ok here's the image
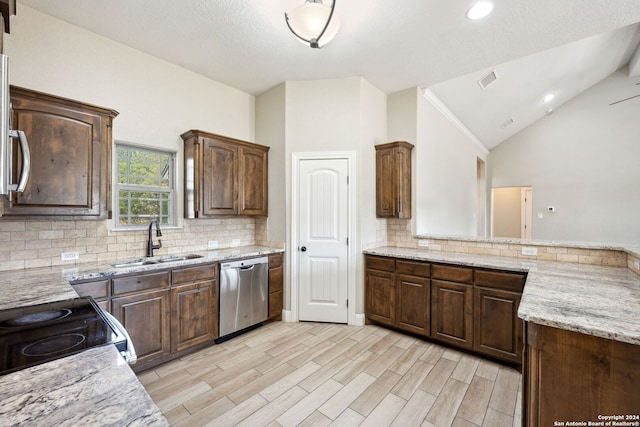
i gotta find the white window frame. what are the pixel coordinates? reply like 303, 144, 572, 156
113, 141, 177, 230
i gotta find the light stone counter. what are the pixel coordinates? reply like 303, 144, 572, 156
364, 246, 640, 345
0, 345, 170, 426
0, 245, 284, 425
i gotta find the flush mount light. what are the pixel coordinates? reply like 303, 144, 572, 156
543, 93, 556, 103
285, 0, 340, 49
466, 1, 494, 20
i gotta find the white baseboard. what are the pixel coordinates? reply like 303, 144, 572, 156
352, 313, 365, 326
282, 310, 294, 322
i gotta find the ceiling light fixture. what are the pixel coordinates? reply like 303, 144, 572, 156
543, 93, 556, 103
466, 1, 494, 20
285, 0, 340, 49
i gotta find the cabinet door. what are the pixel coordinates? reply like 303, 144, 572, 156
431, 279, 473, 349
396, 274, 430, 336
171, 280, 217, 352
202, 138, 238, 215
112, 289, 171, 369
474, 286, 522, 363
239, 145, 268, 216
3, 87, 116, 219
394, 144, 412, 219
268, 254, 284, 320
366, 269, 395, 326
375, 146, 396, 217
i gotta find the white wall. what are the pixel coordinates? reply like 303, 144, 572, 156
5, 6, 255, 218
256, 84, 286, 244
488, 68, 640, 244
388, 88, 488, 237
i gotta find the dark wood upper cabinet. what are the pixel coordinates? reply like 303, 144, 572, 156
1, 86, 117, 220
181, 130, 268, 218
375, 141, 413, 219
0, 0, 16, 34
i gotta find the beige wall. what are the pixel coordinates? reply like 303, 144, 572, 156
492, 187, 522, 238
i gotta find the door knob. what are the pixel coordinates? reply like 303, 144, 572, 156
300, 246, 307, 252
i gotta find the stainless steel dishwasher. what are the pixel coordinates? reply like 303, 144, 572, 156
218, 256, 269, 340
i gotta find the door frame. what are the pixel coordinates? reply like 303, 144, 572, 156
291, 151, 357, 325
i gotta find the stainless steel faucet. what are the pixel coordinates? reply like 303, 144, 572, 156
147, 219, 162, 257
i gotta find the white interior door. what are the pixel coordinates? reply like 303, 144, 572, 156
298, 158, 349, 323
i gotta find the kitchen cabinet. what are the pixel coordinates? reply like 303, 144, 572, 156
171, 264, 218, 352
431, 264, 474, 349
1, 86, 117, 220
268, 253, 284, 320
473, 269, 524, 364
524, 323, 640, 426
112, 271, 172, 370
365, 256, 396, 327
71, 278, 111, 312
181, 130, 269, 218
364, 254, 527, 365
375, 141, 413, 219
396, 260, 430, 336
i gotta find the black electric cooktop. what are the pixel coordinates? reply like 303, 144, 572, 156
0, 297, 125, 376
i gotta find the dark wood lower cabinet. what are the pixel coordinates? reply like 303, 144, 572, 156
112, 288, 171, 369
366, 269, 395, 327
268, 254, 284, 320
431, 279, 473, 349
474, 286, 522, 363
171, 281, 217, 353
524, 323, 640, 426
364, 254, 527, 365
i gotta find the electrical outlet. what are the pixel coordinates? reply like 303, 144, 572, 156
418, 240, 429, 248
231, 239, 241, 246
207, 240, 219, 249
61, 251, 79, 261
521, 247, 538, 256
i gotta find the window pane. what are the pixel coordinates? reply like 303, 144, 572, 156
118, 190, 171, 225
117, 146, 171, 188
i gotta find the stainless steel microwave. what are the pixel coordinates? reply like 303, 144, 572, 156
0, 53, 29, 197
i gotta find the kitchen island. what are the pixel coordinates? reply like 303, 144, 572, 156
0, 245, 284, 426
364, 246, 640, 426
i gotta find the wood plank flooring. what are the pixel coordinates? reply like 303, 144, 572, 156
138, 321, 522, 427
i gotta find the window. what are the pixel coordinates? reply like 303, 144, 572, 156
114, 143, 176, 227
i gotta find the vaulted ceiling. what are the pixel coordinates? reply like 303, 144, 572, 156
18, 0, 640, 149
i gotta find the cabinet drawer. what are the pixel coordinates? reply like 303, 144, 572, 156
269, 253, 283, 268
172, 264, 216, 285
475, 269, 526, 293
113, 271, 171, 295
72, 279, 109, 299
432, 264, 473, 284
366, 255, 395, 272
396, 260, 430, 277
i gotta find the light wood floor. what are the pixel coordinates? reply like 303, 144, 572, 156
138, 321, 522, 427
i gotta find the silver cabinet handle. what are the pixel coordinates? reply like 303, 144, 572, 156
9, 129, 30, 193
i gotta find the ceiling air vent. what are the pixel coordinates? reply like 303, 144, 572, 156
501, 118, 514, 129
478, 70, 497, 89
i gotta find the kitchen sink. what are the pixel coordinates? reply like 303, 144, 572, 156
157, 254, 203, 263
111, 254, 203, 268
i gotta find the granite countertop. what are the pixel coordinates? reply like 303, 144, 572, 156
364, 246, 640, 346
0, 245, 284, 425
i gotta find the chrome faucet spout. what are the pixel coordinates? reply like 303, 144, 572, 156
147, 220, 162, 257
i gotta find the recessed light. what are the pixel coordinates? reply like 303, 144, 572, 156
466, 1, 494, 20
543, 93, 556, 103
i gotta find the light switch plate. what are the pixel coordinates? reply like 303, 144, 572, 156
418, 240, 429, 247
521, 247, 538, 256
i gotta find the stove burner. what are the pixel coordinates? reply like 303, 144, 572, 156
0, 309, 72, 327
21, 333, 87, 357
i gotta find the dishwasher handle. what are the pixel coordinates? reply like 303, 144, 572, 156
239, 265, 255, 271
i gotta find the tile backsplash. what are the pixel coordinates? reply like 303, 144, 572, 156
375, 218, 632, 269
0, 218, 269, 272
